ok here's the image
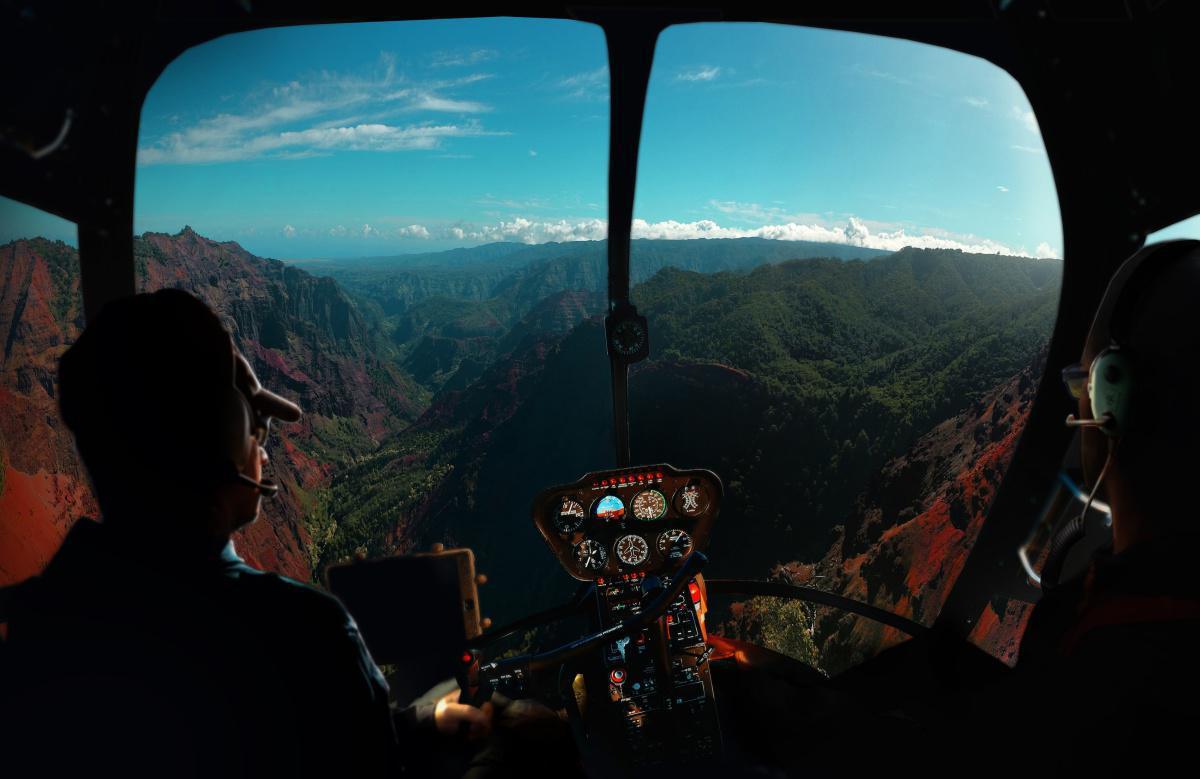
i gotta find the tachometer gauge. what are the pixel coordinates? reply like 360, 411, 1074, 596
615, 534, 650, 567
555, 497, 586, 534
656, 529, 693, 561
573, 539, 608, 571
631, 489, 667, 521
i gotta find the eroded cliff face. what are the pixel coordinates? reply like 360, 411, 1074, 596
0, 239, 96, 584
796, 350, 1046, 673
1, 230, 422, 585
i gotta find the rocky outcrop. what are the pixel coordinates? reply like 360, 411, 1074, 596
0, 239, 97, 585
793, 349, 1047, 674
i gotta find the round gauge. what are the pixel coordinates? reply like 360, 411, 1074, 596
674, 480, 709, 516
594, 494, 626, 522
610, 319, 647, 357
614, 534, 650, 567
573, 539, 608, 571
554, 497, 586, 534
631, 489, 667, 521
656, 529, 694, 561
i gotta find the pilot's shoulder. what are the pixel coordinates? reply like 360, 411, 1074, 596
233, 566, 356, 631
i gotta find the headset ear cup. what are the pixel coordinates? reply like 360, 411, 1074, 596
1088, 348, 1134, 437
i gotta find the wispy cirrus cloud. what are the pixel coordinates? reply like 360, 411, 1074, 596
708, 199, 823, 225
676, 66, 721, 82
430, 48, 499, 68
557, 66, 609, 101
139, 122, 506, 165
851, 63, 913, 87
963, 96, 990, 109
138, 54, 502, 165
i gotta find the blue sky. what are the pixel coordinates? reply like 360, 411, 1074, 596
2, 18, 1066, 259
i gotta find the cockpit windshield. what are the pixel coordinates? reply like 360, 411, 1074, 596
3, 16, 1061, 682
631, 23, 1062, 672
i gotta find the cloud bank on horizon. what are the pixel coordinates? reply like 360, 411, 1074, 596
271, 214, 1059, 259
117, 19, 1066, 261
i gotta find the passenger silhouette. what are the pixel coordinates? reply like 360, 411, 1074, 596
1013, 240, 1200, 774
0, 289, 488, 778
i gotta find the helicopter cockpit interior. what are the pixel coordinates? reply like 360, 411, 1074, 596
4, 2, 1200, 777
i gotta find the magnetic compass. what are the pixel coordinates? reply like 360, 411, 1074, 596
605, 305, 650, 363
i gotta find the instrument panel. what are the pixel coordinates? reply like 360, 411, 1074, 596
532, 464, 722, 581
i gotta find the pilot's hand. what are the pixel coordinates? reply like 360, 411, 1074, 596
434, 689, 494, 740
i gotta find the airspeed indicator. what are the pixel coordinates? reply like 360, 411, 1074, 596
555, 497, 586, 533
631, 489, 667, 521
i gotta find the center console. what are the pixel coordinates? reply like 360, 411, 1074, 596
531, 464, 723, 770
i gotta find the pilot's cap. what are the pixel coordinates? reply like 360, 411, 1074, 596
59, 288, 303, 509
234, 350, 302, 424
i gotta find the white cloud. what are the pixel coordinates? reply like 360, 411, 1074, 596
1011, 144, 1045, 155
708, 199, 823, 225
996, 185, 1009, 193
1012, 105, 1040, 134
137, 55, 501, 165
1035, 242, 1060, 259
851, 64, 913, 87
282, 224, 296, 238
558, 66, 609, 101
396, 224, 431, 239
445, 217, 608, 244
284, 211, 1061, 259
431, 49, 498, 68
410, 94, 490, 113
628, 216, 1054, 257
138, 121, 507, 165
964, 96, 990, 109
402, 213, 1058, 258
676, 66, 721, 83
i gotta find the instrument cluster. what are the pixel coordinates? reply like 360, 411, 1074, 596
532, 464, 722, 580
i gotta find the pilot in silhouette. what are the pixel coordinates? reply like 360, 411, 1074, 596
1013, 240, 1200, 774
0, 289, 489, 777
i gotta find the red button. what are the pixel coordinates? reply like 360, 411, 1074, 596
656, 472, 664, 479
461, 652, 473, 664
688, 582, 702, 604
618, 476, 626, 484
610, 669, 626, 684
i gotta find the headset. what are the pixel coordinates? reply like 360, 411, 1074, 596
1033, 240, 1200, 588
224, 383, 281, 498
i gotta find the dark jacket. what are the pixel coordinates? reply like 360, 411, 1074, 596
0, 518, 405, 778
1011, 537, 1200, 776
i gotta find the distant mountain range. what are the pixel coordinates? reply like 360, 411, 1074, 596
0, 228, 1057, 669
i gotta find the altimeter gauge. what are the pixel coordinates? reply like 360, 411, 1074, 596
574, 539, 608, 571
656, 529, 694, 561
555, 497, 586, 534
631, 489, 667, 521
615, 534, 650, 567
